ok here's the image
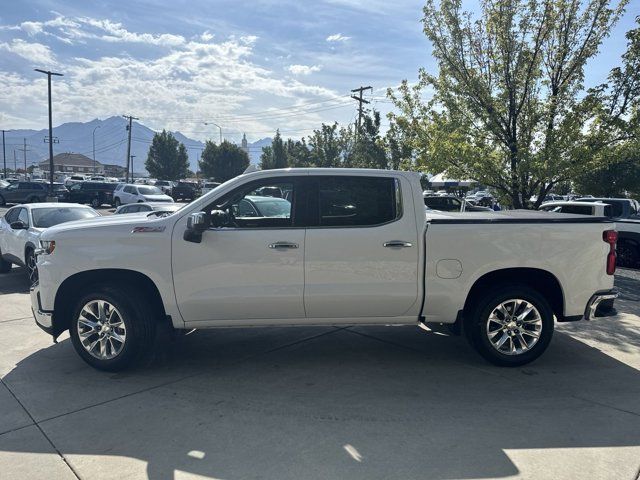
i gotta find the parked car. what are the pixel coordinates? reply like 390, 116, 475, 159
424, 195, 492, 212
112, 184, 174, 206
114, 202, 184, 215
67, 182, 118, 207
538, 201, 611, 216
154, 180, 175, 195
201, 181, 221, 195
31, 168, 617, 371
234, 195, 291, 218
0, 182, 68, 205
576, 197, 639, 219
0, 203, 99, 283
172, 181, 200, 201
0, 179, 9, 189
64, 175, 89, 187
539, 200, 640, 268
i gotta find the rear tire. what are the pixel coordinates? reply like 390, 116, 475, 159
69, 285, 157, 371
90, 197, 100, 208
465, 285, 554, 367
0, 250, 11, 273
617, 240, 639, 269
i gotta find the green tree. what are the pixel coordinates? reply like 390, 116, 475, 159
286, 138, 312, 167
347, 111, 388, 169
260, 130, 288, 169
389, 0, 628, 208
308, 123, 342, 167
199, 140, 250, 182
145, 130, 189, 180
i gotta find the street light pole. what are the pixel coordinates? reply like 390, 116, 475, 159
2, 130, 6, 180
35, 69, 63, 196
204, 122, 223, 144
92, 125, 101, 175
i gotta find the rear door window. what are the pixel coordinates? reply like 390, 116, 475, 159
313, 176, 400, 227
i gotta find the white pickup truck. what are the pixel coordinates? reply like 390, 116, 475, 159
30, 168, 619, 371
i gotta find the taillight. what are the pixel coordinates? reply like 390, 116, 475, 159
603, 230, 617, 275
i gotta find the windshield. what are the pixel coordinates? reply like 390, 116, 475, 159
254, 199, 291, 217
53, 184, 67, 191
31, 207, 98, 228
137, 186, 163, 195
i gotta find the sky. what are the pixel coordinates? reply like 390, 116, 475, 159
0, 0, 637, 145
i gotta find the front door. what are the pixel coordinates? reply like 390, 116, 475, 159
303, 174, 420, 319
172, 177, 306, 323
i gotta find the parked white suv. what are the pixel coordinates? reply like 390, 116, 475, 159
0, 203, 98, 282
113, 184, 174, 206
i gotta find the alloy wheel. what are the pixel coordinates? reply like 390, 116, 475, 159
486, 299, 542, 355
77, 300, 127, 360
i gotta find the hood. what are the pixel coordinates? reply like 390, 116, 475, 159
41, 213, 161, 239
142, 194, 173, 202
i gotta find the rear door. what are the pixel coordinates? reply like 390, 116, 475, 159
303, 174, 420, 319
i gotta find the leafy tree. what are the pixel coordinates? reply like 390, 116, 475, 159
347, 111, 388, 169
260, 130, 288, 169
308, 123, 342, 167
286, 138, 312, 167
199, 140, 249, 182
389, 0, 628, 208
145, 130, 189, 180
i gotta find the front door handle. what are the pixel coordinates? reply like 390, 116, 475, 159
268, 241, 299, 249
383, 241, 413, 248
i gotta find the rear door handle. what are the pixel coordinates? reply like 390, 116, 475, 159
268, 242, 299, 249
383, 241, 413, 248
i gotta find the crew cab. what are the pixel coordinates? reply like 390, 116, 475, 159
31, 169, 618, 371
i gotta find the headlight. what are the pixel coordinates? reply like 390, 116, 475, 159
39, 240, 56, 255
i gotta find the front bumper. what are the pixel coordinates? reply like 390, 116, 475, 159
30, 282, 54, 335
584, 289, 618, 321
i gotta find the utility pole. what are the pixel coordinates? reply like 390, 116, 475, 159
350, 85, 372, 140
92, 125, 101, 175
123, 115, 138, 183
35, 69, 63, 197
130, 155, 136, 181
13, 150, 17, 173
2, 130, 6, 179
16, 138, 31, 179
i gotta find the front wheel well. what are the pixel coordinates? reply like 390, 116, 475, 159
52, 269, 167, 337
463, 268, 565, 322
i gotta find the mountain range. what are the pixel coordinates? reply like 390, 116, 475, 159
1, 116, 271, 174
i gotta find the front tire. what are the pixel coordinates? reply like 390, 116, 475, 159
91, 197, 100, 208
465, 285, 554, 367
617, 240, 639, 269
114, 197, 121, 207
69, 285, 156, 371
25, 249, 37, 285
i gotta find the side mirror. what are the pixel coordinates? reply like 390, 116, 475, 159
184, 212, 210, 243
10, 221, 28, 230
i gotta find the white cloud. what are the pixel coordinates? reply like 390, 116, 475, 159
200, 31, 214, 42
0, 39, 56, 65
20, 21, 43, 36
326, 33, 351, 42
287, 64, 322, 75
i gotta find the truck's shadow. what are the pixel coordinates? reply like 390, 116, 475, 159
1, 273, 638, 479
1, 320, 639, 480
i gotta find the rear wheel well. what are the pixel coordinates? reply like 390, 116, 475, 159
53, 269, 167, 337
463, 268, 565, 322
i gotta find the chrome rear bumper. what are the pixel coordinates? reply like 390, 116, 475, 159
584, 289, 618, 321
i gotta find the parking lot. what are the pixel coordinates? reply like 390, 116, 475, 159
0, 233, 639, 480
